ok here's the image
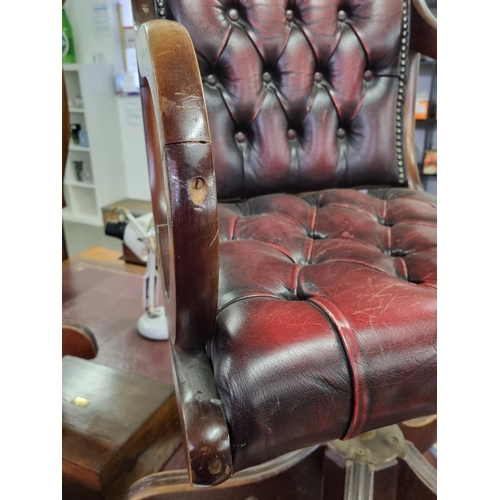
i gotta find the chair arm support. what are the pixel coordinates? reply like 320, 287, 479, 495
171, 345, 233, 486
410, 0, 437, 60
136, 21, 219, 347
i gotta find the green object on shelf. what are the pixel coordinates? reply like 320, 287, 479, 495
62, 8, 76, 63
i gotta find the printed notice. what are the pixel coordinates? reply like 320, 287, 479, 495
126, 102, 143, 126
92, 3, 111, 39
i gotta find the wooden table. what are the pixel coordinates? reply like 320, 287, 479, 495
63, 248, 188, 493
63, 247, 173, 384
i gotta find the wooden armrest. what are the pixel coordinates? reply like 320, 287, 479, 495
410, 0, 437, 60
171, 346, 233, 486
136, 21, 219, 347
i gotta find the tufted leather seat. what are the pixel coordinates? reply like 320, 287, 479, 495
133, 0, 437, 486
211, 187, 436, 470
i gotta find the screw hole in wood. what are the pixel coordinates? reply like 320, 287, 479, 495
190, 177, 208, 205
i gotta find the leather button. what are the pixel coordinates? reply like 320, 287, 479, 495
337, 128, 346, 139
235, 132, 246, 143
287, 129, 297, 140
263, 72, 272, 83
314, 72, 323, 83
363, 70, 373, 82
337, 10, 347, 22
207, 74, 217, 86
286, 9, 294, 21
228, 8, 239, 21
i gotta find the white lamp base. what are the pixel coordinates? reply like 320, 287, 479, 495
137, 307, 169, 341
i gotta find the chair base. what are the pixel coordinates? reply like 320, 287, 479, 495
126, 423, 436, 500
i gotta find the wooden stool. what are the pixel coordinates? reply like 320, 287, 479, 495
62, 356, 181, 500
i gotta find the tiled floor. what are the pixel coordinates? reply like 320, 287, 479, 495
63, 221, 122, 256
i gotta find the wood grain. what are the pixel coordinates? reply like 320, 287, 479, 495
62, 356, 180, 498
410, 0, 437, 60
136, 21, 219, 347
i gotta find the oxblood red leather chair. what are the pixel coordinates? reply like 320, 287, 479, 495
129, 0, 437, 496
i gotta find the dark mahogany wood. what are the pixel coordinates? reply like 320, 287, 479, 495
131, 0, 156, 31
62, 321, 99, 359
136, 20, 219, 348
404, 50, 425, 191
125, 437, 436, 500
129, 1, 438, 493
400, 416, 437, 454
63, 70, 70, 259
63, 356, 181, 500
63, 71, 70, 208
171, 346, 232, 486
410, 0, 437, 60
405, 0, 437, 190
126, 447, 324, 500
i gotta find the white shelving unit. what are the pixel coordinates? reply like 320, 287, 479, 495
63, 63, 127, 226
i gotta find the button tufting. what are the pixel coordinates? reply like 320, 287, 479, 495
228, 8, 239, 21
207, 74, 217, 86
337, 128, 346, 139
235, 132, 246, 143
337, 10, 347, 22
363, 70, 373, 82
263, 72, 272, 84
287, 129, 297, 140
314, 72, 323, 83
286, 9, 294, 21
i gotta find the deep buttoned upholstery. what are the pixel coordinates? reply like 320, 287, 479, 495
211, 187, 436, 470
154, 0, 436, 475
163, 0, 410, 200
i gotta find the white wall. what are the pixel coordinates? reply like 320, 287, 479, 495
117, 96, 151, 201
65, 0, 151, 202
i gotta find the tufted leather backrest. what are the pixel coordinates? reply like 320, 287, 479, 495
160, 0, 410, 201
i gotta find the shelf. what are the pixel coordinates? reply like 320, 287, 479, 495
69, 144, 90, 152
62, 208, 102, 226
69, 107, 85, 113
65, 180, 95, 189
63, 63, 81, 72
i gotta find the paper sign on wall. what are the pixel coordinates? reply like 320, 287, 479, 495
126, 102, 143, 126
92, 3, 111, 39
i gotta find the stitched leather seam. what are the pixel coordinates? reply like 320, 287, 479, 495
307, 297, 365, 440
217, 294, 282, 316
